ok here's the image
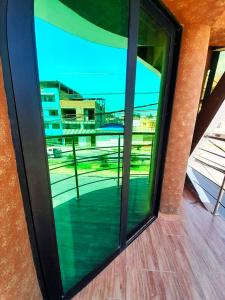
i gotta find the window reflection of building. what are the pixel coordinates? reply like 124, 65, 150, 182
132, 116, 156, 132
40, 81, 63, 136
41, 81, 106, 147
41, 81, 157, 148
60, 98, 105, 131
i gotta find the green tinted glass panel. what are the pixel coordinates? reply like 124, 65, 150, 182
127, 7, 169, 234
212, 51, 225, 92
34, 0, 128, 292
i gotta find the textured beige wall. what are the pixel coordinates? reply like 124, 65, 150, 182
163, 0, 225, 46
0, 61, 42, 300
160, 25, 210, 214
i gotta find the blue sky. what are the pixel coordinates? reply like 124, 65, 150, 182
35, 17, 160, 112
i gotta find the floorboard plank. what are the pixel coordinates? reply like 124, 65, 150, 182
73, 184, 225, 300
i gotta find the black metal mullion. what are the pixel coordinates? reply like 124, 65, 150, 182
120, 0, 140, 248
0, 1, 48, 299
6, 0, 63, 299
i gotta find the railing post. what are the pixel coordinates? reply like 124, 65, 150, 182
117, 135, 121, 187
72, 138, 80, 200
213, 174, 225, 215
148, 135, 154, 183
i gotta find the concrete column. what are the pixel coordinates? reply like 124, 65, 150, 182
0, 61, 42, 299
160, 24, 210, 214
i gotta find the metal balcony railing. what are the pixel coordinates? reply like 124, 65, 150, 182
191, 134, 225, 217
46, 132, 154, 203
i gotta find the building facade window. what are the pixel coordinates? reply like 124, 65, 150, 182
41, 94, 55, 102
62, 124, 80, 130
52, 123, 60, 129
61, 108, 76, 119
84, 108, 95, 121
44, 122, 50, 129
84, 124, 95, 129
49, 109, 59, 116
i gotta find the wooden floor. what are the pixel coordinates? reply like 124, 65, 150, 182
73, 184, 225, 300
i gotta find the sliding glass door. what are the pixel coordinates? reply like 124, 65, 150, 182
127, 2, 170, 235
34, 0, 129, 292
4, 0, 180, 298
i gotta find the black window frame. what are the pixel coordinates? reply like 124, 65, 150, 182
0, 0, 182, 299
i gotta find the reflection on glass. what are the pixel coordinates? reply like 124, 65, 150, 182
34, 0, 128, 292
201, 51, 225, 101
127, 7, 169, 234
211, 51, 225, 92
